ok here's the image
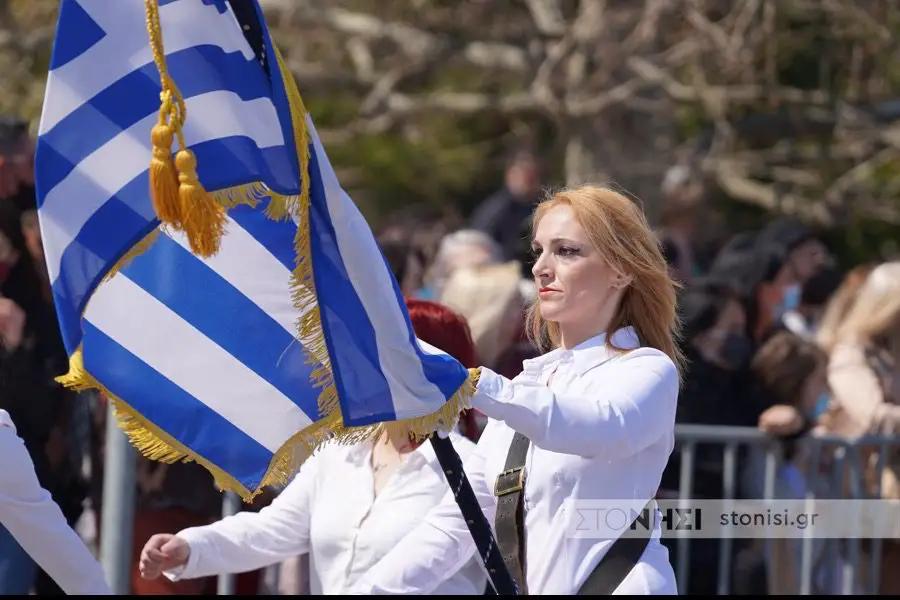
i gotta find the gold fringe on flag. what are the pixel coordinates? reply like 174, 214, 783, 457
270, 43, 474, 448
56, 346, 392, 502
102, 227, 161, 283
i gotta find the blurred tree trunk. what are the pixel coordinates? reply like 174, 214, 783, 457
563, 110, 675, 224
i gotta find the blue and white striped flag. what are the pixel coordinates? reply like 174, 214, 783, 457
35, 0, 473, 501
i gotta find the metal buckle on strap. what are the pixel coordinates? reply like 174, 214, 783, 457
494, 466, 525, 496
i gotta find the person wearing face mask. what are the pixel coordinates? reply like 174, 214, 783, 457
755, 217, 834, 339
657, 281, 756, 595
345, 185, 683, 596
757, 217, 832, 287
746, 242, 803, 345
708, 231, 814, 347
669, 280, 756, 429
778, 265, 844, 341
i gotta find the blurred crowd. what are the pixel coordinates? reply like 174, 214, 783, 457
1, 123, 898, 595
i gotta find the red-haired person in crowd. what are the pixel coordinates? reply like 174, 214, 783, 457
405, 297, 488, 442
138, 300, 487, 595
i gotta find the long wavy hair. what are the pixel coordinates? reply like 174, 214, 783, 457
525, 185, 685, 375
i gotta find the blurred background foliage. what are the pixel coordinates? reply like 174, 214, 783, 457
2, 0, 899, 268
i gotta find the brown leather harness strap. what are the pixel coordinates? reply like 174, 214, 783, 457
491, 432, 654, 595
492, 431, 531, 594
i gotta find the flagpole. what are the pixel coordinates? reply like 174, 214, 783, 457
428, 434, 519, 595
99, 398, 137, 594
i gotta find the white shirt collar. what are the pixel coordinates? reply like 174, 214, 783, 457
521, 326, 640, 378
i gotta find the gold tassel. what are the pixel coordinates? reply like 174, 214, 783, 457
175, 148, 227, 257
145, 2, 186, 231
148, 119, 183, 229
145, 0, 228, 258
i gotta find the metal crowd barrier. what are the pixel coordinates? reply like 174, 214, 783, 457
665, 424, 900, 596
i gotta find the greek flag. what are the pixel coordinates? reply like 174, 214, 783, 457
35, 0, 472, 501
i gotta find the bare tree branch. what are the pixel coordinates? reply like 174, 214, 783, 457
259, 0, 900, 228
261, 1, 530, 72
525, 0, 567, 36
710, 161, 837, 226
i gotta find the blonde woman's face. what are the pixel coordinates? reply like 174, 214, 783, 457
531, 205, 620, 331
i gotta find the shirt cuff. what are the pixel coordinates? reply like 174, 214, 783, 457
472, 367, 514, 416
0, 410, 15, 432
163, 531, 203, 582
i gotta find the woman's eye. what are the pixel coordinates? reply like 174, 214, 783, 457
557, 246, 579, 257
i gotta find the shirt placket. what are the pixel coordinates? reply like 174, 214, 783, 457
342, 454, 418, 586
523, 358, 570, 508
341, 453, 377, 585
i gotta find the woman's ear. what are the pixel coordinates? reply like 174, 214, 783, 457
612, 272, 634, 290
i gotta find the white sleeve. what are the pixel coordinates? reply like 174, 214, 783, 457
0, 415, 113, 595
349, 434, 495, 595
166, 448, 321, 581
473, 350, 679, 458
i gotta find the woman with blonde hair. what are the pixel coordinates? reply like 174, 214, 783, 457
438, 261, 524, 372
821, 261, 900, 595
824, 261, 900, 436
350, 184, 683, 595
815, 263, 875, 353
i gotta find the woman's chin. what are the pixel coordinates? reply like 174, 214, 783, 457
538, 304, 564, 322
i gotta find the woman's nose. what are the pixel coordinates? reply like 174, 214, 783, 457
532, 256, 551, 280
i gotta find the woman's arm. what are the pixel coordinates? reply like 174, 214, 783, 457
348, 432, 495, 595
0, 411, 112, 595
473, 348, 679, 458
165, 449, 321, 581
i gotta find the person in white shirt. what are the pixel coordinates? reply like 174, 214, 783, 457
348, 184, 684, 595
0, 409, 112, 595
137, 300, 488, 595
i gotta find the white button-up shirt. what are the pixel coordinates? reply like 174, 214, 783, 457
351, 327, 680, 595
0, 410, 112, 595
167, 430, 486, 595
